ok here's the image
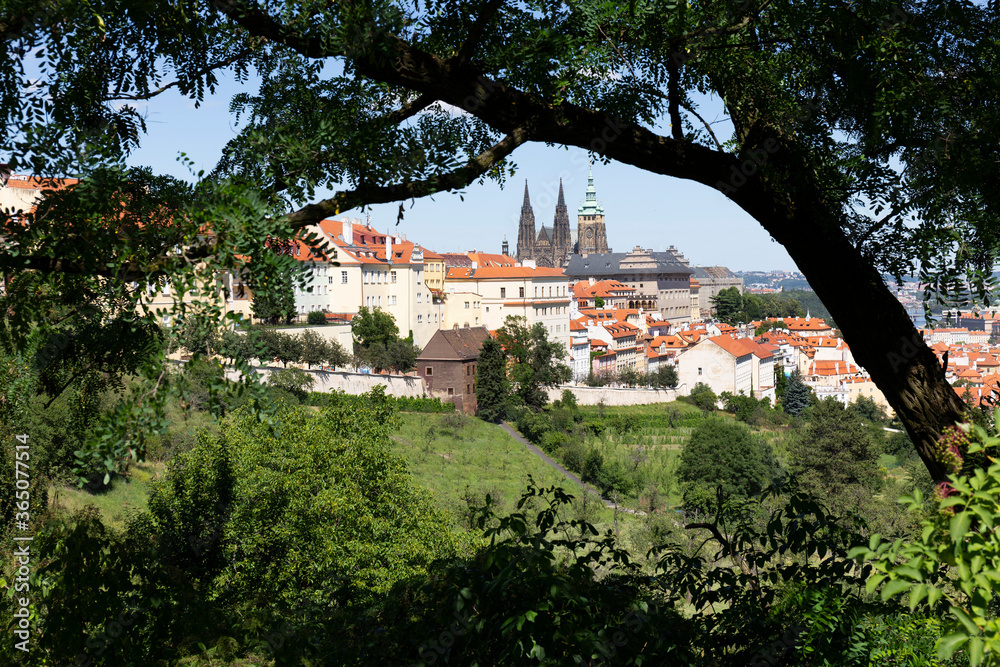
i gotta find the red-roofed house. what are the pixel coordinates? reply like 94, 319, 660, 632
571, 279, 636, 310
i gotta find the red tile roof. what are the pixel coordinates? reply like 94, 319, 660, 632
709, 335, 753, 358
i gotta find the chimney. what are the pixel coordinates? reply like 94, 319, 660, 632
471, 261, 478, 269
386, 234, 392, 264
342, 219, 352, 243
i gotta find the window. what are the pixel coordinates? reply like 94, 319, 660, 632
426, 367, 433, 376
698, 367, 703, 376
464, 301, 470, 309
500, 287, 506, 298
467, 384, 471, 394
328, 276, 333, 284
363, 271, 369, 284
341, 270, 348, 284
434, 313, 438, 323
447, 387, 454, 395
466, 365, 470, 375
391, 296, 397, 305
519, 287, 525, 298
378, 295, 382, 307
486, 307, 489, 313
475, 317, 479, 324
534, 287, 538, 297
549, 286, 552, 297
417, 292, 422, 303
417, 314, 423, 323
417, 271, 422, 285
391, 271, 397, 283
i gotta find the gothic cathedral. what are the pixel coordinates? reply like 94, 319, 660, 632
515, 169, 610, 267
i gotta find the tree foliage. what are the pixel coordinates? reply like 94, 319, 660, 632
494, 315, 571, 411
783, 368, 812, 417
676, 417, 782, 514
712, 287, 805, 325
789, 398, 883, 509
350, 307, 415, 372
475, 336, 510, 423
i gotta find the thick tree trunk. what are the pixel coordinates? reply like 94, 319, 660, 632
722, 134, 967, 484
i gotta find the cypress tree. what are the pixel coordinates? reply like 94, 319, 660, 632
475, 338, 510, 422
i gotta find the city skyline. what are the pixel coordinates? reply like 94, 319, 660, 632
120, 73, 799, 272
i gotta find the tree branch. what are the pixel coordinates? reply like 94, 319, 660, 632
102, 49, 255, 102
286, 128, 529, 227
682, 100, 723, 151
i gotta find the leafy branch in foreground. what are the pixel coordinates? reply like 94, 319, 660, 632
851, 416, 1000, 666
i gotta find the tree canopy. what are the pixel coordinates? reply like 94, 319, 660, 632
2, 0, 997, 480
494, 315, 571, 410
676, 417, 782, 514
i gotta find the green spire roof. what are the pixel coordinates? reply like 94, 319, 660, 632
577, 166, 604, 216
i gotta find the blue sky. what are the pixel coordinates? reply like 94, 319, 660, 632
124, 72, 799, 272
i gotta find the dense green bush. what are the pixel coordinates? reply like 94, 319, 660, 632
516, 410, 554, 444
687, 382, 718, 412
306, 310, 328, 325
677, 418, 782, 514
266, 367, 316, 402
540, 430, 570, 453
395, 395, 457, 412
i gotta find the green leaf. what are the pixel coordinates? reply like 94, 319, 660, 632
937, 633, 968, 660
951, 511, 972, 544
880, 578, 910, 600
969, 637, 985, 666
908, 583, 927, 610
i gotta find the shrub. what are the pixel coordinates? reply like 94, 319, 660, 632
550, 407, 573, 431
541, 430, 570, 453
267, 367, 315, 402
516, 410, 554, 444
560, 442, 587, 474
306, 310, 328, 325
689, 382, 717, 412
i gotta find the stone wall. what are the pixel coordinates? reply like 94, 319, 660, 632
546, 385, 681, 406
226, 366, 427, 397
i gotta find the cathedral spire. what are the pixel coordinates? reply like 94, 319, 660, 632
552, 178, 572, 261
516, 180, 536, 261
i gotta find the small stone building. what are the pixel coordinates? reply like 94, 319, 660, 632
416, 326, 492, 414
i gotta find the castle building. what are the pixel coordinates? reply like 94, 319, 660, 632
515, 169, 610, 267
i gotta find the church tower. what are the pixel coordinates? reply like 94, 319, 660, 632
577, 167, 609, 254
552, 179, 572, 264
516, 180, 535, 262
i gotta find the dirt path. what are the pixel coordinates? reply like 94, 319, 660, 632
498, 422, 644, 515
